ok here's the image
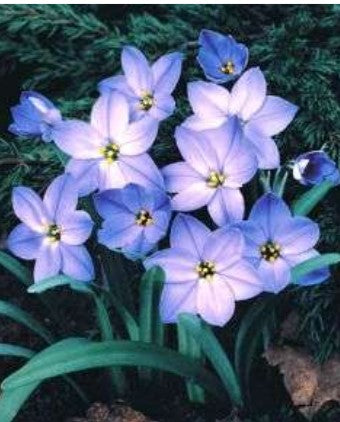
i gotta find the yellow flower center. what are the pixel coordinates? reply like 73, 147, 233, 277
220, 60, 235, 75
139, 93, 154, 111
260, 241, 281, 262
100, 143, 120, 163
46, 224, 61, 243
135, 209, 153, 227
206, 171, 226, 188
196, 261, 215, 280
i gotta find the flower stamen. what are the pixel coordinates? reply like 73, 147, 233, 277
220, 60, 235, 75
206, 171, 226, 188
139, 93, 154, 111
46, 224, 61, 243
196, 261, 215, 280
100, 143, 120, 163
135, 209, 153, 227
260, 241, 281, 262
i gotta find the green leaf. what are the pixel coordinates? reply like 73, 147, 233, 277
292, 180, 334, 216
178, 313, 242, 408
2, 340, 224, 401
0, 300, 54, 344
0, 343, 35, 359
28, 274, 91, 294
0, 338, 89, 422
0, 251, 31, 286
291, 253, 340, 284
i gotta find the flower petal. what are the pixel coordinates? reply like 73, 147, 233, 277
43, 174, 78, 222
152, 52, 183, 95
148, 94, 175, 121
90, 91, 129, 140
229, 67, 266, 121
119, 116, 158, 155
207, 188, 245, 226
52, 120, 104, 159
123, 231, 155, 259
34, 243, 61, 282
66, 159, 100, 197
98, 75, 136, 99
232, 221, 266, 259
144, 248, 198, 283
118, 153, 165, 191
163, 162, 202, 193
187, 81, 230, 118
170, 213, 211, 258
220, 260, 263, 300
160, 281, 198, 323
12, 187, 49, 231
60, 244, 94, 282
258, 257, 291, 293
59, 211, 93, 245
98, 215, 139, 250
197, 276, 235, 326
122, 46, 153, 96
243, 125, 280, 169
197, 49, 226, 83
183, 114, 226, 131
171, 181, 214, 212
7, 223, 43, 260
94, 189, 131, 219
248, 96, 298, 137
278, 216, 320, 255
97, 160, 127, 191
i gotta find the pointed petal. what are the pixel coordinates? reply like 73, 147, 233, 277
171, 181, 214, 212
163, 162, 202, 193
60, 244, 94, 282
122, 46, 153, 96
248, 96, 298, 136
244, 125, 280, 169
52, 120, 104, 159
278, 216, 320, 255
98, 75, 136, 99
94, 189, 131, 219
187, 81, 230, 118
7, 224, 43, 260
12, 187, 49, 231
152, 52, 183, 95
148, 94, 175, 121
90, 91, 129, 140
170, 214, 210, 258
59, 211, 93, 245
229, 67, 266, 120
232, 221, 265, 259
119, 116, 158, 155
197, 277, 235, 326
34, 244, 61, 282
208, 188, 245, 226
43, 174, 78, 222
258, 257, 291, 293
66, 159, 100, 197
160, 281, 198, 323
98, 215, 140, 250
97, 160, 127, 191
183, 114, 226, 131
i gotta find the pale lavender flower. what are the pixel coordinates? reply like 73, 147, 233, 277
98, 46, 183, 122
144, 214, 263, 326
52, 91, 164, 196
234, 193, 329, 293
9, 91, 62, 142
183, 68, 298, 169
94, 184, 171, 260
7, 174, 94, 283
197, 30, 248, 83
163, 116, 257, 226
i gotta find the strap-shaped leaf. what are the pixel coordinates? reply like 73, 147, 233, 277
2, 340, 224, 401
291, 253, 340, 284
292, 180, 334, 216
0, 251, 31, 286
0, 344, 34, 359
178, 313, 243, 407
28, 274, 91, 294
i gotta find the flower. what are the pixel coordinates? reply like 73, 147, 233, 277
52, 91, 164, 196
7, 174, 94, 283
9, 91, 62, 142
163, 116, 257, 226
98, 46, 183, 122
293, 150, 340, 186
183, 68, 298, 169
234, 193, 329, 293
197, 30, 248, 84
144, 214, 262, 326
94, 184, 171, 259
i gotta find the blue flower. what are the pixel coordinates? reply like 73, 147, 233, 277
9, 91, 62, 142
98, 46, 183, 122
144, 214, 262, 326
94, 184, 171, 259
234, 193, 329, 293
197, 30, 248, 83
163, 116, 257, 226
7, 174, 94, 283
293, 150, 340, 186
52, 91, 163, 196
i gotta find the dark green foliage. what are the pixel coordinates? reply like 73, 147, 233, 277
0, 4, 339, 418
